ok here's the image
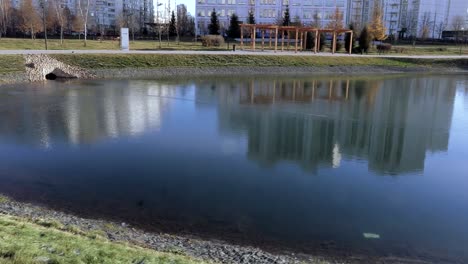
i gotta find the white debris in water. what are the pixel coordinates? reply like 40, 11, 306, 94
363, 233, 380, 239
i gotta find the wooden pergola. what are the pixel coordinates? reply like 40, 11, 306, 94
239, 24, 354, 55
318, 29, 354, 54
240, 24, 279, 52
299, 27, 319, 53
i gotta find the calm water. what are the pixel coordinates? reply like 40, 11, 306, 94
1, 75, 467, 262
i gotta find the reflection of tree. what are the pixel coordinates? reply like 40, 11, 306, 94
215, 76, 456, 175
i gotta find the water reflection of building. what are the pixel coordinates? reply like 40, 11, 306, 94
210, 77, 456, 175
0, 81, 175, 147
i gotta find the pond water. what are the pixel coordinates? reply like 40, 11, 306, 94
0, 75, 467, 263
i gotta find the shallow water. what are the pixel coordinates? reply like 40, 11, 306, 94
1, 75, 467, 262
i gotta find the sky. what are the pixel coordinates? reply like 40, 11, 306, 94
157, 0, 195, 15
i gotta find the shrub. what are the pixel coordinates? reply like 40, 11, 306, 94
359, 26, 371, 54
330, 42, 342, 52
201, 35, 225, 47
376, 43, 392, 54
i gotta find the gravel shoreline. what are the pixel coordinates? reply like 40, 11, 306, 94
0, 196, 447, 264
0, 197, 334, 264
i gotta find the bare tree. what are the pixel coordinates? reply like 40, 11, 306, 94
0, 0, 11, 38
51, 0, 66, 45
419, 12, 432, 40
19, 0, 41, 39
77, 0, 90, 46
326, 7, 343, 30
311, 10, 321, 28
451, 15, 465, 43
435, 21, 446, 39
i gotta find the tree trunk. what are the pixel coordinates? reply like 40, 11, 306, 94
84, 24, 87, 47
60, 26, 63, 45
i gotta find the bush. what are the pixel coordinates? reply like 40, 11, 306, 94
201, 35, 225, 47
359, 26, 371, 54
376, 43, 392, 54
330, 42, 342, 52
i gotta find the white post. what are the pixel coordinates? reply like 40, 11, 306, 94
120, 28, 130, 51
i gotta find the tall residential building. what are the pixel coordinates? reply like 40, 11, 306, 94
195, 0, 348, 35
346, 0, 466, 38
11, 0, 154, 31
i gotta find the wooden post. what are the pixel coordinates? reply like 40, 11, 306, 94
348, 31, 353, 55
287, 30, 290, 50
303, 32, 307, 51
261, 29, 265, 51
252, 26, 256, 51
269, 29, 272, 48
241, 26, 244, 50
275, 28, 278, 53
295, 29, 299, 53
315, 31, 319, 54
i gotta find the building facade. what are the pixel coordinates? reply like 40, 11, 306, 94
196, 0, 468, 38
195, 0, 348, 35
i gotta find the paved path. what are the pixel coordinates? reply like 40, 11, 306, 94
1, 49, 468, 59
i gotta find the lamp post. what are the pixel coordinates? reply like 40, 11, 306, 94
156, 2, 163, 48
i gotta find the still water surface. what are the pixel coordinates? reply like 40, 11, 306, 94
0, 75, 467, 262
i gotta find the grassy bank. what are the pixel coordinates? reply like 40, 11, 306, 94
0, 214, 208, 264
51, 53, 468, 70
0, 38, 225, 51
0, 55, 24, 74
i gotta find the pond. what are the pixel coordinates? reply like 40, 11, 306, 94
0, 75, 467, 263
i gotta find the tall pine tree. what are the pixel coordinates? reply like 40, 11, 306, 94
208, 8, 219, 35
247, 9, 255, 24
228, 13, 240, 38
282, 5, 290, 26
169, 10, 177, 37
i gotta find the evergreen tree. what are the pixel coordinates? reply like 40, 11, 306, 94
228, 13, 240, 39
282, 5, 290, 26
359, 26, 371, 54
169, 10, 177, 37
208, 8, 219, 34
247, 9, 255, 24
345, 24, 355, 53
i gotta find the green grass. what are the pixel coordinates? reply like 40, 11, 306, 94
0, 55, 24, 74
1, 38, 467, 55
50, 53, 468, 70
50, 54, 407, 69
0, 38, 226, 51
0, 195, 9, 203
0, 214, 208, 264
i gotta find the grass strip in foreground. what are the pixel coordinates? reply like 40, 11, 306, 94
0, 214, 208, 264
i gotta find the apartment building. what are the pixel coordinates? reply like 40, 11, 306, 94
195, 0, 348, 35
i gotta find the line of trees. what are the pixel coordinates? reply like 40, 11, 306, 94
0, 0, 196, 42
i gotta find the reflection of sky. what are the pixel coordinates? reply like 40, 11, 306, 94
0, 76, 468, 262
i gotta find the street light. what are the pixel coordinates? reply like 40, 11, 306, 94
156, 2, 163, 48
